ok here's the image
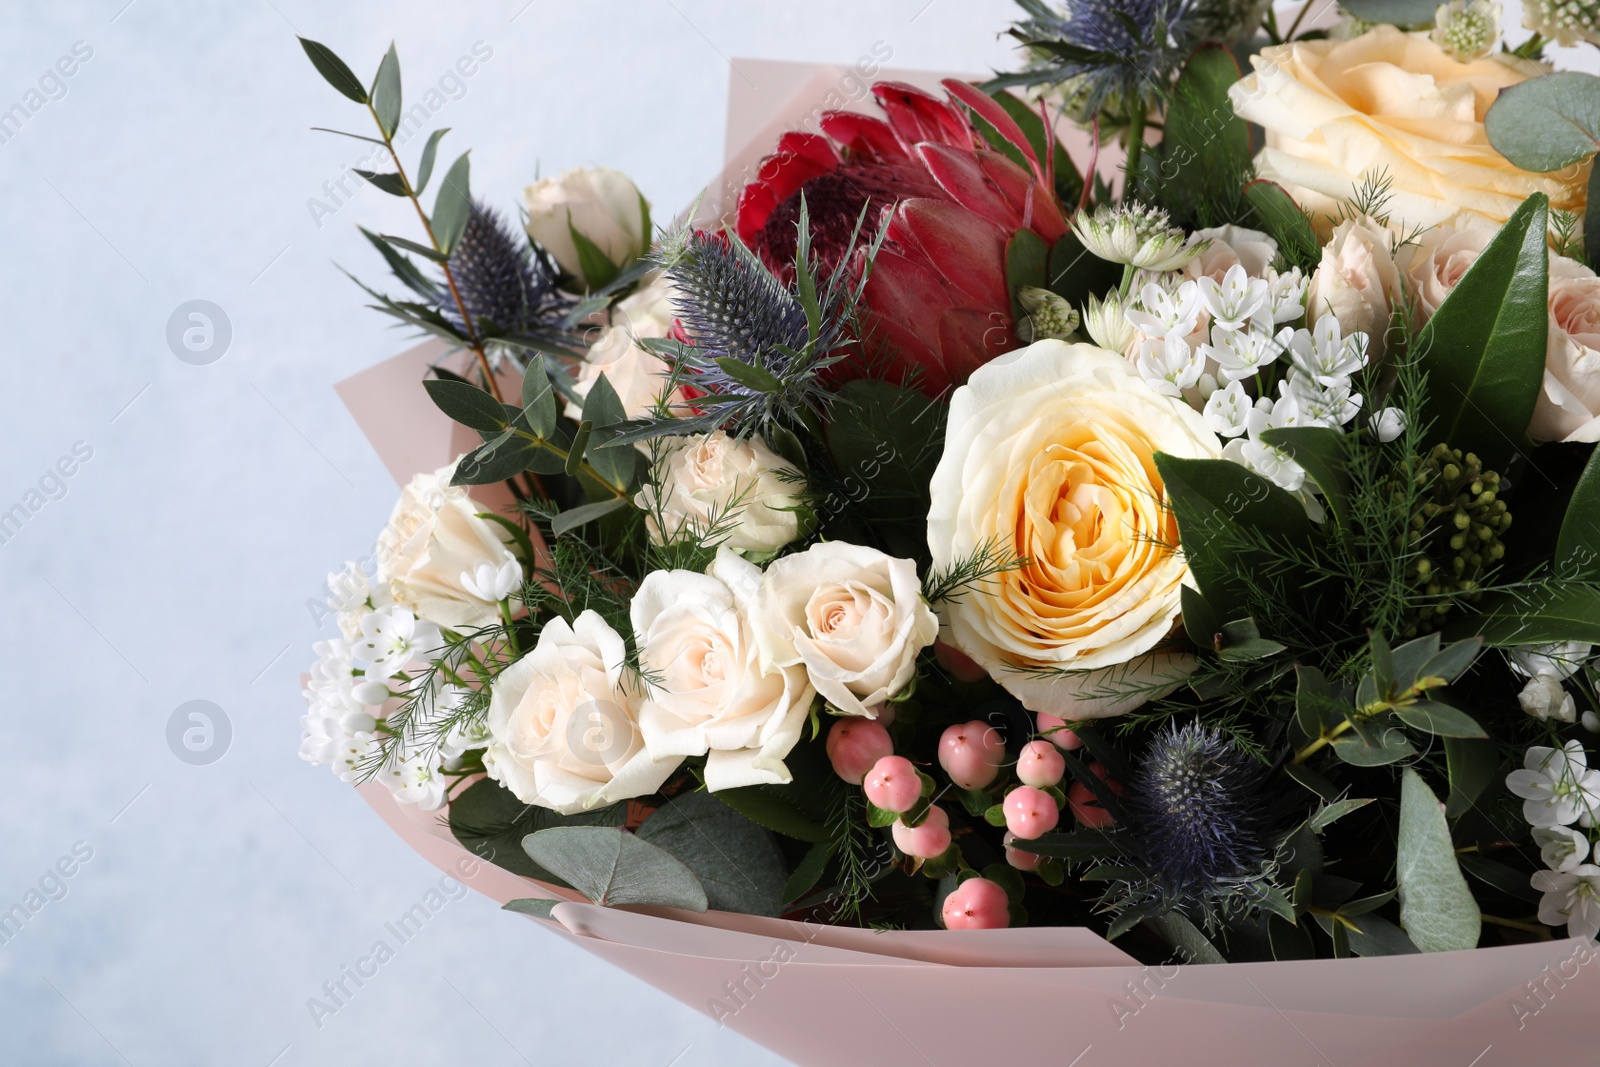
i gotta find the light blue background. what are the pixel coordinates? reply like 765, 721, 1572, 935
4, 2, 1587, 1065
0, 1, 1018, 1065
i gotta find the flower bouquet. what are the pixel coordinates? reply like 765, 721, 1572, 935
299, 1, 1600, 1059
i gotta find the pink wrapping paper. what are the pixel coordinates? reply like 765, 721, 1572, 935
332, 58, 1600, 1065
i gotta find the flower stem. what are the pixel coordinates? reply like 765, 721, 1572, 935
1480, 913, 1551, 937
1124, 107, 1146, 188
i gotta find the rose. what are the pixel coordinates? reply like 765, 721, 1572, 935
1397, 219, 1498, 324
565, 273, 685, 422
376, 462, 522, 630
752, 542, 938, 718
926, 340, 1220, 717
483, 611, 680, 814
1533, 255, 1600, 443
635, 431, 805, 554
1305, 215, 1403, 356
631, 550, 814, 791
1180, 224, 1279, 283
522, 166, 649, 290
1229, 26, 1584, 233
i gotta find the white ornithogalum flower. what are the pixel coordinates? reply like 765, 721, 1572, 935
1534, 825, 1591, 872
380, 746, 449, 809
1373, 406, 1407, 442
1134, 334, 1206, 398
1072, 202, 1208, 271
1509, 642, 1592, 681
1082, 290, 1136, 353
1017, 286, 1080, 341
1206, 322, 1287, 383
350, 608, 444, 679
1265, 266, 1308, 323
1197, 264, 1270, 331
1508, 740, 1600, 828
1521, 0, 1600, 46
1126, 280, 1203, 340
1519, 674, 1579, 723
1203, 379, 1252, 437
1222, 394, 1309, 491
332, 731, 381, 784
1285, 369, 1363, 427
1432, 0, 1502, 59
1289, 315, 1368, 386
459, 558, 521, 604
1532, 864, 1600, 940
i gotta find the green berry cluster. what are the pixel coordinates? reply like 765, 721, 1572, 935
1400, 445, 1512, 637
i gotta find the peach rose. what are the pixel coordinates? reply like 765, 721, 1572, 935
1229, 26, 1585, 233
1533, 255, 1600, 443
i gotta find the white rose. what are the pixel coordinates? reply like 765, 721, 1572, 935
1532, 255, 1600, 443
522, 166, 649, 290
1305, 215, 1402, 358
1181, 224, 1279, 282
1519, 674, 1578, 724
565, 273, 685, 422
635, 431, 804, 555
376, 463, 522, 631
632, 550, 815, 790
752, 542, 938, 719
483, 611, 680, 815
927, 340, 1220, 718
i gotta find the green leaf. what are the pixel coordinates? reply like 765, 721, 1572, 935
1451, 583, 1600, 646
1164, 44, 1247, 171
579, 374, 637, 489
1285, 762, 1340, 801
1242, 179, 1320, 271
1294, 665, 1340, 742
1180, 584, 1220, 651
1218, 637, 1287, 663
298, 37, 368, 103
502, 897, 561, 920
520, 356, 558, 438
1415, 193, 1549, 470
712, 784, 830, 843
569, 224, 620, 291
1258, 426, 1348, 525
1391, 700, 1486, 738
453, 434, 543, 485
1009, 829, 1120, 861
1153, 452, 1313, 605
353, 169, 407, 197
447, 777, 624, 882
371, 43, 402, 138
523, 826, 708, 911
1485, 72, 1600, 172
713, 356, 784, 394
1415, 636, 1483, 688
379, 233, 449, 263
359, 227, 437, 299
424, 378, 507, 433
1332, 718, 1417, 767
1141, 911, 1227, 964
1458, 853, 1542, 904
988, 88, 1083, 208
431, 152, 473, 254
1336, 0, 1443, 22
1444, 736, 1501, 819
635, 791, 788, 916
1311, 797, 1373, 832
1045, 231, 1121, 306
1396, 769, 1482, 952
866, 802, 899, 828
550, 497, 630, 536
1556, 446, 1600, 581
783, 841, 836, 904
1333, 911, 1420, 956
415, 128, 450, 195
1005, 228, 1049, 325
1268, 915, 1316, 960
1588, 164, 1600, 267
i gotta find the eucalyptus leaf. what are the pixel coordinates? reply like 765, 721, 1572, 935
523, 827, 708, 911
1451, 583, 1600, 646
1444, 736, 1501, 819
359, 227, 438, 300
502, 897, 561, 920
1142, 911, 1227, 964
453, 435, 543, 485
550, 497, 631, 536
1333, 717, 1416, 767
298, 37, 368, 103
448, 777, 624, 882
371, 43, 402, 138
1484, 72, 1600, 172
1310, 797, 1373, 832
569, 224, 620, 290
423, 378, 507, 433
432, 152, 473, 254
1336, 0, 1443, 22
1396, 769, 1482, 952
1391, 700, 1486, 738
354, 169, 408, 197
415, 128, 450, 195
520, 355, 557, 438
636, 791, 788, 916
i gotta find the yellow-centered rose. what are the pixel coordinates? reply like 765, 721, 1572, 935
926, 341, 1220, 718
1230, 26, 1585, 233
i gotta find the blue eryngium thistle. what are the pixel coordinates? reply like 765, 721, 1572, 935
446, 202, 569, 336
1128, 722, 1272, 905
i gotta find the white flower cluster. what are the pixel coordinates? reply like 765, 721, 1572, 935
1508, 739, 1600, 939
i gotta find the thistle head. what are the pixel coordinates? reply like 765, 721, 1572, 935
446, 202, 568, 335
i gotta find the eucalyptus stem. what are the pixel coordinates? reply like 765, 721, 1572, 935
1480, 914, 1551, 937
1293, 702, 1387, 764
510, 427, 629, 500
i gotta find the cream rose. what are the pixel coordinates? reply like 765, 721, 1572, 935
1534, 255, 1600, 442
636, 431, 804, 554
1229, 26, 1585, 234
376, 462, 522, 631
752, 542, 938, 719
632, 550, 815, 790
927, 340, 1220, 718
1181, 224, 1279, 283
523, 166, 649, 290
1306, 215, 1403, 355
483, 611, 680, 815
565, 274, 685, 422
1398, 219, 1498, 324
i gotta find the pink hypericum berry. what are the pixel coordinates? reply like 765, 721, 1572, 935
891, 804, 951, 859
938, 720, 1005, 790
1003, 785, 1060, 840
934, 639, 988, 682
1067, 762, 1123, 829
864, 755, 922, 813
942, 877, 1011, 930
1016, 739, 1066, 788
1035, 712, 1083, 751
826, 718, 893, 785
1003, 831, 1043, 872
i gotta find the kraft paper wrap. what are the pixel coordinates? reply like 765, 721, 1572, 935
333, 59, 1599, 1065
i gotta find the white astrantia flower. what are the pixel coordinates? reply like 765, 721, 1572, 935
1508, 740, 1600, 828
1285, 369, 1363, 428
1265, 266, 1308, 324
1522, 0, 1600, 47
1373, 407, 1407, 442
1082, 290, 1136, 354
1125, 280, 1203, 341
1509, 642, 1592, 682
1433, 0, 1502, 59
1134, 333, 1206, 398
1519, 674, 1578, 723
1203, 379, 1252, 438
1197, 264, 1270, 332
350, 608, 444, 679
1222, 394, 1309, 491
1289, 315, 1368, 387
1532, 864, 1600, 940
1072, 202, 1209, 271
459, 558, 521, 604
1534, 825, 1590, 873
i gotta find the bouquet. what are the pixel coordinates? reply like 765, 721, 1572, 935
300, 0, 1600, 981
